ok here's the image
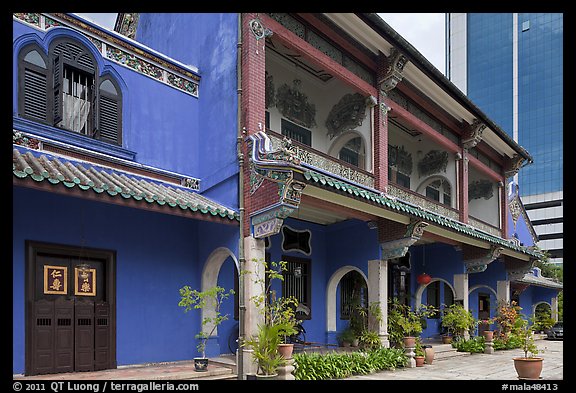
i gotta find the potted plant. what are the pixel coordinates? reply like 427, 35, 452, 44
440, 303, 476, 342
513, 316, 544, 380
243, 323, 287, 379
178, 285, 234, 371
242, 259, 299, 377
414, 338, 425, 367
388, 298, 436, 348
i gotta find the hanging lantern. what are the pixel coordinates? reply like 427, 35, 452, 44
417, 273, 432, 285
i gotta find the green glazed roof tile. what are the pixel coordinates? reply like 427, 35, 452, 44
303, 170, 539, 258
13, 147, 239, 222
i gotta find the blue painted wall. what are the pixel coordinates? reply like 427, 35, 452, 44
265, 218, 379, 344
136, 13, 240, 208
13, 17, 238, 209
13, 187, 238, 373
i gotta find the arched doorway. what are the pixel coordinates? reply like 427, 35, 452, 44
326, 266, 368, 333
201, 247, 239, 355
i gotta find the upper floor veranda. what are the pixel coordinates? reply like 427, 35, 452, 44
240, 12, 534, 239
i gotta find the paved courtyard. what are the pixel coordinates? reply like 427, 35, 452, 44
345, 339, 563, 380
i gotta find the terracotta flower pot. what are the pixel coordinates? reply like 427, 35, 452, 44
513, 357, 544, 380
483, 330, 494, 342
442, 335, 453, 344
403, 336, 416, 348
278, 343, 294, 360
415, 356, 425, 367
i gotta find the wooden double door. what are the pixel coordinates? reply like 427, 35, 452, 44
26, 242, 116, 376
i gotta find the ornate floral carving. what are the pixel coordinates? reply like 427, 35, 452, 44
509, 197, 522, 229
325, 93, 367, 140
417, 150, 448, 177
379, 47, 408, 93
462, 119, 486, 149
276, 79, 316, 129
249, 18, 273, 41
464, 246, 503, 273
504, 154, 525, 178
469, 179, 494, 201
268, 133, 375, 188
115, 13, 140, 39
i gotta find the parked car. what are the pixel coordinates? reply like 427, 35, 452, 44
546, 321, 563, 340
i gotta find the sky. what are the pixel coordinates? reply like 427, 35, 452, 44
76, 13, 446, 74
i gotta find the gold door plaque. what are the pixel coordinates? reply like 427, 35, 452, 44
75, 267, 96, 296
44, 265, 68, 295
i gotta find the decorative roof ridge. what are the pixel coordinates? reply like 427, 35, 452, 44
13, 128, 201, 192
13, 146, 239, 221
303, 169, 541, 258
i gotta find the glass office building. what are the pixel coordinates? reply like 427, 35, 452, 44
446, 13, 563, 265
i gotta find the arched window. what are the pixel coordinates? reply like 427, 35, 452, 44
338, 137, 365, 169
18, 38, 122, 145
18, 45, 49, 123
418, 177, 452, 208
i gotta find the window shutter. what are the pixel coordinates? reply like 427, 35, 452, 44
98, 86, 122, 145
23, 67, 48, 122
91, 84, 98, 137
53, 55, 63, 125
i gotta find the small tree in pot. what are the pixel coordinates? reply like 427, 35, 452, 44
440, 303, 476, 342
513, 315, 545, 380
178, 285, 234, 371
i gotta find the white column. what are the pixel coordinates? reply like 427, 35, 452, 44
497, 280, 511, 306
241, 236, 266, 377
368, 259, 389, 348
551, 296, 559, 323
453, 273, 470, 339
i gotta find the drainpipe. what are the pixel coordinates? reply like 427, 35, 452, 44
236, 12, 246, 380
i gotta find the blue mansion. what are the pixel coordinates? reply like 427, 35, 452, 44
12, 13, 561, 378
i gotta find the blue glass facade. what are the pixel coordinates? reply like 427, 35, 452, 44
465, 13, 563, 196
467, 13, 514, 135
517, 13, 563, 196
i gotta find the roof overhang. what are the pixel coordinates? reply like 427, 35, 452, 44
323, 13, 532, 163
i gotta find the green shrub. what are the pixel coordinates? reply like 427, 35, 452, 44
452, 336, 485, 353
293, 347, 407, 380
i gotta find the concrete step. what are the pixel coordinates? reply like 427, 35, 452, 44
209, 354, 237, 374
425, 343, 471, 361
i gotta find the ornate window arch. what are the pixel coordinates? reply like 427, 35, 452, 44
417, 175, 453, 208
18, 36, 123, 145
328, 131, 367, 170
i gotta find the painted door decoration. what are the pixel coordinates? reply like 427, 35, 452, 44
29, 252, 113, 375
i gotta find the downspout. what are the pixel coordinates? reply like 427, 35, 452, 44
236, 12, 246, 380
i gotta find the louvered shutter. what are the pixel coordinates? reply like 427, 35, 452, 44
23, 68, 48, 122
98, 81, 122, 145
53, 55, 63, 125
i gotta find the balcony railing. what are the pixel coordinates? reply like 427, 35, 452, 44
267, 130, 375, 189
468, 216, 502, 237
387, 184, 460, 221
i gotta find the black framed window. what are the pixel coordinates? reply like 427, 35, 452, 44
339, 270, 367, 320
281, 118, 311, 146
426, 281, 440, 319
282, 255, 311, 320
18, 38, 122, 145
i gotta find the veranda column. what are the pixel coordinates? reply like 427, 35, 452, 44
497, 280, 511, 306
368, 259, 389, 348
241, 236, 266, 378
551, 296, 559, 323
453, 273, 470, 339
